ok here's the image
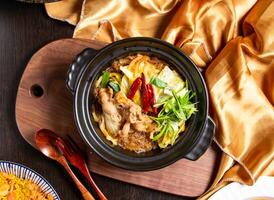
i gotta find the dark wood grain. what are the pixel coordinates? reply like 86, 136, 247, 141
0, 1, 220, 200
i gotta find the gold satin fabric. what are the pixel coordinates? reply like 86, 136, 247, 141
45, 0, 274, 198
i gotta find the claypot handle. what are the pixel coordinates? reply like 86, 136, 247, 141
184, 117, 215, 160
66, 48, 97, 94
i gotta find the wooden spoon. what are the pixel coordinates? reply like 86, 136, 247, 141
35, 129, 95, 200
55, 135, 107, 200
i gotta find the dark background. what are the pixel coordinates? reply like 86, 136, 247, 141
0, 1, 191, 200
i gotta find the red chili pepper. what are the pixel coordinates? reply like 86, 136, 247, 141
141, 73, 150, 113
147, 84, 158, 115
127, 77, 142, 100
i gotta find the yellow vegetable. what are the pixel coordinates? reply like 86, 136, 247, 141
154, 66, 185, 103
110, 72, 122, 84
120, 76, 130, 95
120, 54, 163, 106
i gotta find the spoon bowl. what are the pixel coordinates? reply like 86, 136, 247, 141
36, 129, 60, 159
35, 129, 95, 200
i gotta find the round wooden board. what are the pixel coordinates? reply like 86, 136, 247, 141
15, 38, 221, 197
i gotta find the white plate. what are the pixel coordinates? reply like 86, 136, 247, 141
0, 160, 60, 200
209, 176, 274, 200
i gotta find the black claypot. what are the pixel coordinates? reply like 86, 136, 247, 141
67, 37, 215, 171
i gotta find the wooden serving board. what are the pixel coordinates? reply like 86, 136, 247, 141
15, 38, 220, 197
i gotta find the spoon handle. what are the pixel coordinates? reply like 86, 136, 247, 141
82, 163, 107, 200
58, 156, 95, 200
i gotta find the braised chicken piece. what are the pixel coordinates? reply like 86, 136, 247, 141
97, 88, 156, 152
97, 88, 122, 136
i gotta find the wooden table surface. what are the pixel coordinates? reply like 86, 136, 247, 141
0, 1, 198, 200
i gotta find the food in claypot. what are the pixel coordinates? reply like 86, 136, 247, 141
92, 54, 197, 153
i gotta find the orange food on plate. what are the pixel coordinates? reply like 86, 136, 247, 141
0, 172, 54, 200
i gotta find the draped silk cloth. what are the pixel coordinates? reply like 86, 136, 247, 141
45, 0, 274, 198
